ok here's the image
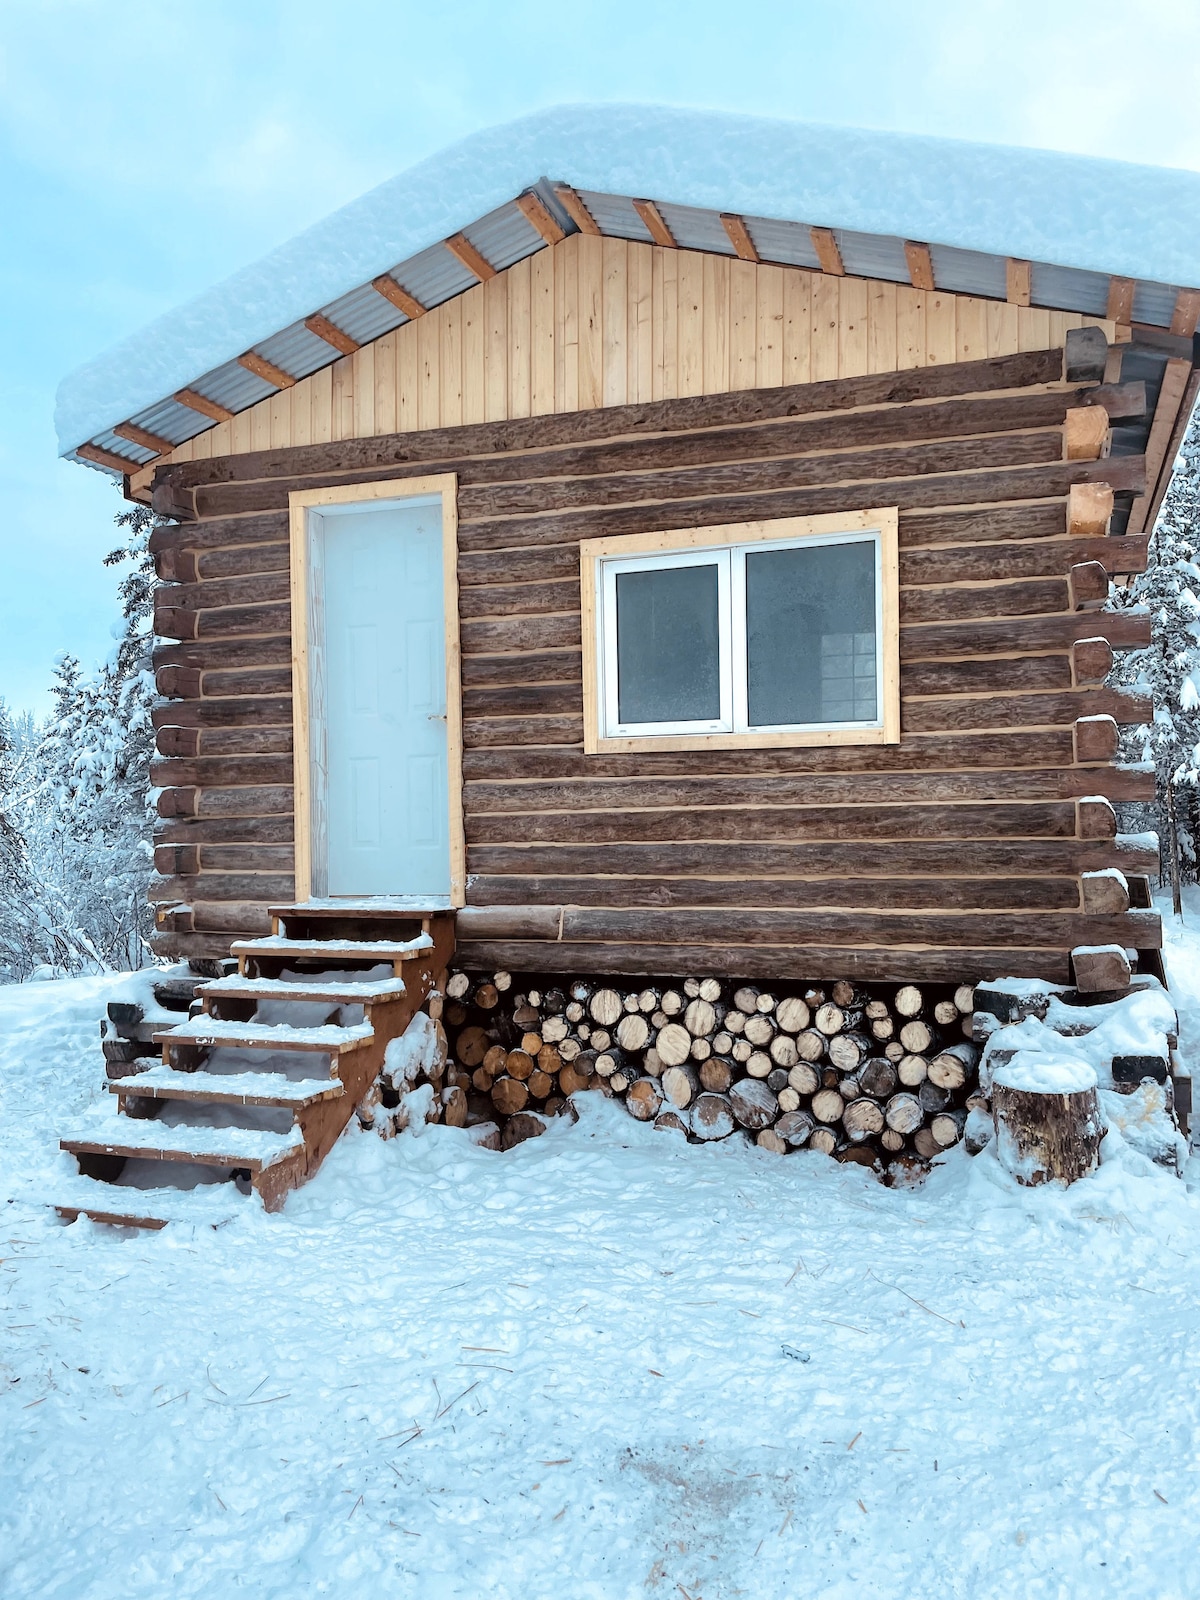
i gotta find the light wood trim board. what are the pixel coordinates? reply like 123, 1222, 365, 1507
288, 474, 465, 907
580, 507, 900, 755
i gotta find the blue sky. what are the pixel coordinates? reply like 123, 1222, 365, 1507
3, 0, 1200, 713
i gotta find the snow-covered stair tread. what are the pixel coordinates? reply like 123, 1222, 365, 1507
271, 897, 450, 913
232, 933, 433, 962
107, 1066, 345, 1107
61, 1112, 305, 1170
54, 1177, 242, 1230
153, 1017, 374, 1051
198, 974, 407, 1004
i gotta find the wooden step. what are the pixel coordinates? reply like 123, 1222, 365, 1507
62, 1117, 305, 1172
152, 1017, 374, 1053
108, 1067, 345, 1108
54, 1178, 241, 1231
269, 898, 451, 917
231, 933, 434, 971
56, 1204, 170, 1231
197, 974, 408, 1005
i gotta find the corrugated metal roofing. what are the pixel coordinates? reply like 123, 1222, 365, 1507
575, 189, 655, 244
92, 428, 156, 465
1031, 262, 1111, 318
1133, 279, 1182, 327
187, 359, 277, 418
836, 229, 910, 284
463, 198, 546, 272
66, 175, 1200, 479
60, 105, 1200, 473
739, 215, 821, 271
254, 322, 347, 385
132, 396, 211, 449
927, 244, 1007, 301
320, 281, 408, 348
393, 239, 479, 313
656, 200, 737, 258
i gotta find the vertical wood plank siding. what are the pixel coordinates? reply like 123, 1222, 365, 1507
151, 238, 1114, 476
148, 321, 1158, 980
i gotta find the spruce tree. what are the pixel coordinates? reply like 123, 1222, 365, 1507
0, 498, 161, 975
1109, 401, 1200, 898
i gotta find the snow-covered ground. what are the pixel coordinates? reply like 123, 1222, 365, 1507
2, 953, 1200, 1599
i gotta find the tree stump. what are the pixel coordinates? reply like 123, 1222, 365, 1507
992, 1061, 1105, 1185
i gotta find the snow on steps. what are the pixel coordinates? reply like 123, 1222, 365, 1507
153, 1016, 374, 1053
107, 1066, 345, 1108
56, 908, 456, 1225
54, 1177, 241, 1231
232, 933, 433, 966
61, 1108, 305, 1171
198, 974, 407, 1004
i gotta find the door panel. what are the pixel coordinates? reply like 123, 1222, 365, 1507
318, 502, 449, 896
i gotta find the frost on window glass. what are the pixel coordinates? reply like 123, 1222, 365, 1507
615, 563, 721, 725
744, 542, 876, 726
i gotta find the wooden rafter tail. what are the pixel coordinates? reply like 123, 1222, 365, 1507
371, 275, 426, 320
633, 199, 677, 249
904, 241, 936, 292
552, 183, 600, 236
444, 232, 497, 281
1106, 276, 1135, 326
516, 190, 565, 245
237, 350, 296, 390
720, 214, 759, 263
1169, 287, 1200, 338
76, 441, 141, 475
304, 314, 359, 356
810, 226, 844, 277
174, 388, 234, 424
113, 420, 173, 456
1006, 258, 1031, 307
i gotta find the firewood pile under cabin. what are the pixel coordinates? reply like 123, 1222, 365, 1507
426, 970, 980, 1165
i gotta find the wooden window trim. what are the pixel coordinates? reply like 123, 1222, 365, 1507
287, 474, 465, 908
580, 508, 900, 755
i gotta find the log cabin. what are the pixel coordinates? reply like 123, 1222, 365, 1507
58, 104, 1200, 996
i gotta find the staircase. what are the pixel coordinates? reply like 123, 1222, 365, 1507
56, 903, 455, 1229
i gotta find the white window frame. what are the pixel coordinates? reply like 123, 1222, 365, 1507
580, 508, 900, 755
601, 548, 734, 737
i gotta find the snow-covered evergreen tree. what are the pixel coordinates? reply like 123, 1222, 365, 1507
0, 501, 160, 976
0, 701, 37, 980
1110, 402, 1200, 887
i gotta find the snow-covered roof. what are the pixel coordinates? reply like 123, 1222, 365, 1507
58, 103, 1200, 474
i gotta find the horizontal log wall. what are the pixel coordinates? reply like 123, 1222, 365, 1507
138, 235, 1115, 495
148, 342, 1160, 979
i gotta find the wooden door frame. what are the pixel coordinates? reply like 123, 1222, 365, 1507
287, 474, 465, 907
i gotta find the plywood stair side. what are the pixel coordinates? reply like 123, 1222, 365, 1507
56, 907, 456, 1228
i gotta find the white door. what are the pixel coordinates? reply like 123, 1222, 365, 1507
316, 499, 449, 897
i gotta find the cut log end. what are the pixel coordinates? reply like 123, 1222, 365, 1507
993, 1074, 1104, 1185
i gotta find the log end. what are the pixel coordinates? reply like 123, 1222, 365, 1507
1071, 943, 1132, 993
993, 1060, 1103, 1186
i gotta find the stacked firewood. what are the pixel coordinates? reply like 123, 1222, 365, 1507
436, 970, 980, 1166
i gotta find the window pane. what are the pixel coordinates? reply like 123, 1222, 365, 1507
745, 541, 877, 726
615, 563, 721, 724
